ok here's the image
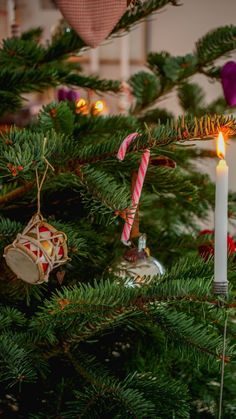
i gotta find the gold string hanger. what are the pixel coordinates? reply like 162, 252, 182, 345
35, 137, 55, 216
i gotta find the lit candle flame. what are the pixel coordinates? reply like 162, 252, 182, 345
217, 132, 225, 159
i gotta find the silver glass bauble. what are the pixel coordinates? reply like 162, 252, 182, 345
110, 234, 164, 288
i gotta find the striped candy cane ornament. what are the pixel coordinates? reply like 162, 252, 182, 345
117, 133, 150, 245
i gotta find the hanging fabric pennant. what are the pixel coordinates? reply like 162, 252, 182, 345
55, 0, 128, 48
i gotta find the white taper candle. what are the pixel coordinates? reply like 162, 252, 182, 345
119, 34, 130, 114
214, 132, 228, 295
120, 34, 130, 81
7, 0, 15, 36
90, 48, 99, 74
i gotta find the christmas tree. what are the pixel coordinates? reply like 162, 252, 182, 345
0, 1, 236, 418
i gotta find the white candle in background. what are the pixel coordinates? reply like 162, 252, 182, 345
214, 132, 229, 295
119, 33, 130, 114
7, 0, 15, 36
120, 33, 130, 81
90, 48, 99, 74
145, 16, 152, 56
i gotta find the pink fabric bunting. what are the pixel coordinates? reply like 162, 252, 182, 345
55, 0, 127, 48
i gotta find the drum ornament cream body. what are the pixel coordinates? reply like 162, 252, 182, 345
4, 214, 68, 284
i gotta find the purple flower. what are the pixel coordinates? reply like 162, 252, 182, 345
57, 88, 68, 101
67, 90, 80, 102
221, 61, 236, 106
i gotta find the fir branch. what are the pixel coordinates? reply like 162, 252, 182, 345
196, 25, 236, 64
136, 26, 236, 113
0, 333, 38, 386
0, 217, 23, 239
0, 182, 34, 206
147, 307, 230, 361
74, 115, 139, 136
113, 0, 179, 34
78, 166, 131, 221
30, 273, 234, 362
64, 74, 120, 92
44, 29, 85, 62
0, 128, 68, 174
40, 169, 131, 224
0, 306, 27, 330
0, 66, 58, 93
1, 24, 236, 115
177, 82, 206, 115
129, 71, 161, 110
0, 90, 22, 114
134, 52, 199, 113
21, 27, 43, 42
138, 108, 174, 125
204, 96, 228, 115
127, 372, 190, 418
0, 43, 118, 114
38, 102, 75, 136
76, 114, 236, 164
145, 166, 199, 198
64, 352, 156, 419
0, 38, 45, 69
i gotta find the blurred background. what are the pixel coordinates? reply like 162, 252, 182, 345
0, 0, 236, 190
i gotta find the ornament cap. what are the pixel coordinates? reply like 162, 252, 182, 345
138, 234, 147, 251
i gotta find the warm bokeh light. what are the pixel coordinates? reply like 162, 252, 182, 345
75, 98, 89, 115
216, 131, 225, 159
94, 100, 104, 112
75, 98, 87, 108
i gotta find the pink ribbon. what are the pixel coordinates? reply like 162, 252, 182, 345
117, 133, 150, 245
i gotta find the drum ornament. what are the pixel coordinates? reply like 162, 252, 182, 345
4, 213, 69, 284
3, 140, 69, 284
